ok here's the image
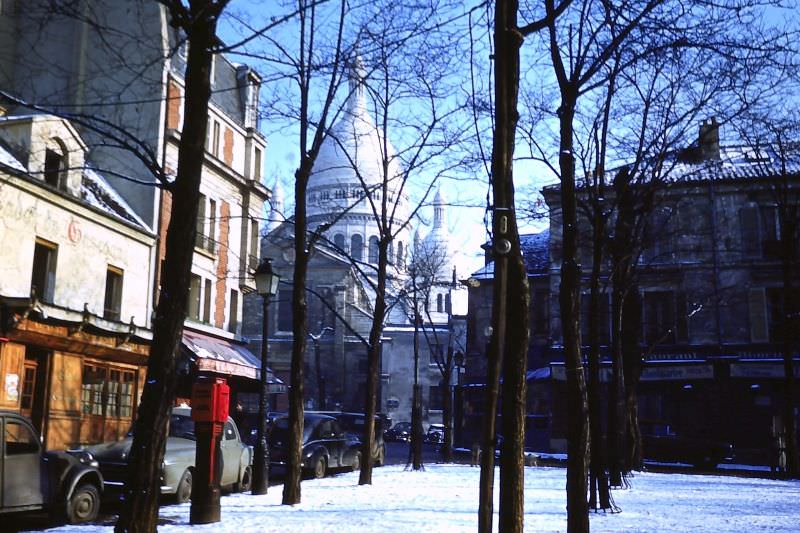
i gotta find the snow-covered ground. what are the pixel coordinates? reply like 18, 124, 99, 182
43, 465, 799, 532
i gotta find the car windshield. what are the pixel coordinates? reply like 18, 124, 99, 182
169, 414, 196, 440
270, 417, 313, 444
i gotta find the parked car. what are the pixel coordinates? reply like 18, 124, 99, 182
85, 406, 252, 503
384, 421, 412, 442
269, 413, 360, 478
0, 411, 103, 524
425, 424, 445, 444
640, 421, 734, 469
325, 412, 386, 466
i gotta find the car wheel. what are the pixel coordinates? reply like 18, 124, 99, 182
376, 445, 385, 467
350, 452, 362, 472
235, 465, 253, 493
66, 483, 100, 524
175, 469, 193, 503
312, 455, 327, 479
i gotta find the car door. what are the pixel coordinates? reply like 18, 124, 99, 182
219, 419, 241, 486
2, 417, 45, 508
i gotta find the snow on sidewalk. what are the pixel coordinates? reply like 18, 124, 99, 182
42, 464, 800, 532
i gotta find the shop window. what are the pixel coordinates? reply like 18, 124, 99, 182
81, 364, 135, 419
104, 266, 123, 321
187, 274, 201, 320
31, 239, 57, 303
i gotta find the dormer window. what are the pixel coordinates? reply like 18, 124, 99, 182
44, 146, 67, 190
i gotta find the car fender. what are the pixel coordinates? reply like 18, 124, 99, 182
303, 445, 329, 468
60, 465, 103, 505
239, 445, 253, 479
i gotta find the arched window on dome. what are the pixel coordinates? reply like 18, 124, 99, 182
334, 233, 345, 252
436, 294, 443, 313
397, 242, 404, 268
445, 293, 451, 314
387, 241, 394, 264
351, 234, 363, 262
369, 236, 379, 264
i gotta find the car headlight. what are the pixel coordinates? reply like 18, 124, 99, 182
68, 449, 99, 468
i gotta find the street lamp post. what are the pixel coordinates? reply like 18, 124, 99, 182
252, 258, 280, 495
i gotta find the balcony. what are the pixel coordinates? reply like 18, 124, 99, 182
196, 234, 217, 255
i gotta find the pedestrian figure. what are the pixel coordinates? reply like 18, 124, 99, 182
470, 441, 481, 467
771, 415, 787, 479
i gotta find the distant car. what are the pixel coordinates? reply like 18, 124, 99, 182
425, 424, 445, 444
641, 422, 734, 469
326, 412, 386, 466
269, 413, 361, 478
0, 411, 103, 524
85, 406, 252, 503
384, 421, 412, 442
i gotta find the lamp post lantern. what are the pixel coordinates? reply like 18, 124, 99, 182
252, 257, 280, 495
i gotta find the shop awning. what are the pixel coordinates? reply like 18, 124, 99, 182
182, 330, 287, 393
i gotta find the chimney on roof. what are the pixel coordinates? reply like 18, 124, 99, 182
699, 117, 720, 160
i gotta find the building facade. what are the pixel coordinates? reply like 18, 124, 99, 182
464, 120, 800, 462
0, 1, 280, 445
0, 114, 154, 450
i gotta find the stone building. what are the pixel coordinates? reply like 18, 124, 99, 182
464, 119, 800, 461
242, 61, 464, 426
0, 113, 154, 449
0, 1, 282, 443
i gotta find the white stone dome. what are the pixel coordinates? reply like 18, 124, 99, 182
307, 57, 409, 224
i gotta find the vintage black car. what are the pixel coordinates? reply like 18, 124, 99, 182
0, 411, 103, 524
325, 412, 386, 466
641, 422, 735, 469
269, 413, 360, 478
383, 421, 412, 442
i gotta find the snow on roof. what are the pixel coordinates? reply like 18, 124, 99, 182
660, 143, 800, 183
0, 143, 25, 173
470, 229, 550, 280
82, 166, 151, 231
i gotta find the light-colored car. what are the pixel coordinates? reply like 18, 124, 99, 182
85, 406, 252, 503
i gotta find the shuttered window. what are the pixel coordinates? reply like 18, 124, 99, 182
748, 288, 768, 342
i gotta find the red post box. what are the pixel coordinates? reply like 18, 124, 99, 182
190, 377, 229, 525
191, 378, 230, 423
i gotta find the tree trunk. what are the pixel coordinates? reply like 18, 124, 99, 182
558, 88, 590, 533
479, 1, 527, 531
359, 242, 390, 485
621, 288, 643, 472
115, 2, 219, 531
780, 208, 799, 477
409, 282, 424, 470
441, 362, 454, 463
588, 210, 612, 510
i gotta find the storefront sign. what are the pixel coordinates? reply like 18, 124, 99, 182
730, 363, 800, 379
640, 365, 714, 381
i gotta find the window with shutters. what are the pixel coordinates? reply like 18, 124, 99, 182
229, 289, 239, 333
642, 207, 674, 264
103, 266, 123, 321
760, 205, 781, 259
203, 278, 212, 323
31, 239, 58, 303
187, 274, 202, 320
643, 291, 688, 345
740, 202, 761, 257
581, 292, 611, 346
748, 288, 769, 342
